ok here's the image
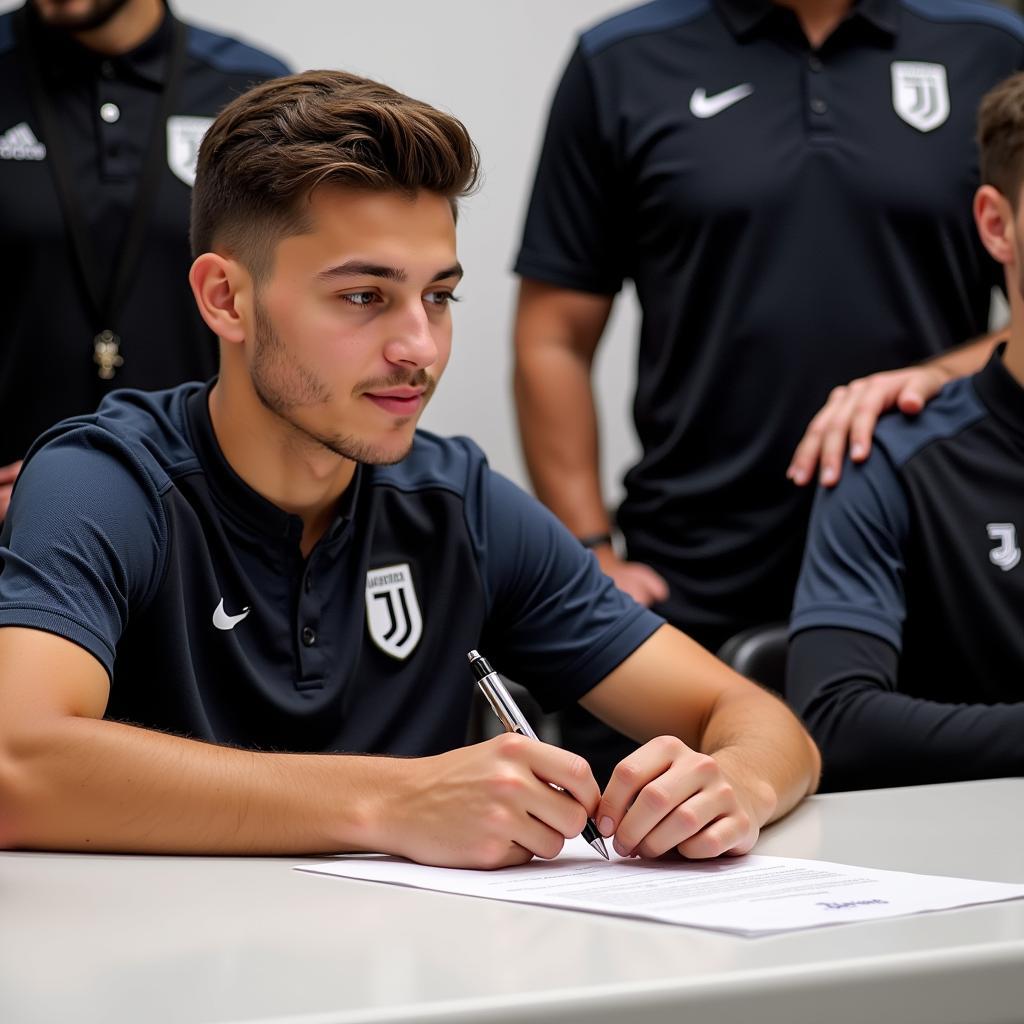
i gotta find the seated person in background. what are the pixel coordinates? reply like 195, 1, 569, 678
0, 71, 818, 865
787, 72, 1024, 792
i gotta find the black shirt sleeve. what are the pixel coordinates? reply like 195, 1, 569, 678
513, 45, 628, 295
0, 432, 166, 675
788, 626, 1024, 791
475, 466, 662, 712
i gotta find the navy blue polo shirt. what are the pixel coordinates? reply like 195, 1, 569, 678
0, 383, 662, 754
787, 349, 1024, 790
0, 4, 288, 465
515, 0, 1024, 647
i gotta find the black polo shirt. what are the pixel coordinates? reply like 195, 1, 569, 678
515, 0, 1024, 648
787, 348, 1024, 790
0, 383, 662, 754
0, 3, 288, 466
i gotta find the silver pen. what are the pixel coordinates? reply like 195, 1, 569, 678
467, 649, 610, 859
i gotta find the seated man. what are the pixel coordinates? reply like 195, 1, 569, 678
0, 71, 818, 864
787, 72, 1024, 793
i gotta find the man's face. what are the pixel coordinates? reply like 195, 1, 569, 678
245, 188, 461, 466
32, 0, 133, 31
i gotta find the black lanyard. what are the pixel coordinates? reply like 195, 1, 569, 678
13, 9, 187, 380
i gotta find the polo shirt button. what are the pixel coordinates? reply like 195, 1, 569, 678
808, 55, 823, 72
99, 102, 121, 124
301, 626, 317, 647
810, 98, 828, 115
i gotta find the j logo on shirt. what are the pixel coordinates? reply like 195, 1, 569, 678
365, 563, 423, 660
987, 523, 1021, 572
891, 62, 949, 133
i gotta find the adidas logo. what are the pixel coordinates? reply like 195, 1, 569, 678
0, 122, 46, 161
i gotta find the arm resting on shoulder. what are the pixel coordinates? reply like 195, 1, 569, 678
790, 329, 1004, 487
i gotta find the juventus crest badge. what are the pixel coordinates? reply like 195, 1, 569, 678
365, 563, 423, 660
891, 62, 949, 134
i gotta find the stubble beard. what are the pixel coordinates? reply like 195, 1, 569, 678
34, 0, 135, 32
249, 298, 434, 466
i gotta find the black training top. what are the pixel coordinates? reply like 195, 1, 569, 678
0, 3, 288, 466
515, 0, 1024, 646
0, 383, 662, 754
788, 349, 1024, 791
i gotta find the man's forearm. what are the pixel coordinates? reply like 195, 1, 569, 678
515, 342, 609, 536
701, 686, 821, 826
929, 328, 1005, 377
0, 714, 403, 854
802, 683, 1024, 792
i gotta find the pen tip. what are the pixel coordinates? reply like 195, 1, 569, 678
467, 649, 480, 663
592, 836, 610, 860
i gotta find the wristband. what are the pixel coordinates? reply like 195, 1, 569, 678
577, 532, 613, 550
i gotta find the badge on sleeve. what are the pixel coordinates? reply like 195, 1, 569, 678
890, 62, 949, 133
366, 563, 423, 660
166, 115, 214, 187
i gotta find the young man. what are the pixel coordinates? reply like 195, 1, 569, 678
0, 0, 288, 517
512, 0, 1020, 783
787, 71, 1024, 791
0, 71, 819, 865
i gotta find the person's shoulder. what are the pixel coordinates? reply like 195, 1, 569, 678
898, 0, 1024, 43
580, 0, 712, 58
25, 382, 205, 497
371, 430, 490, 498
873, 376, 988, 471
183, 20, 290, 78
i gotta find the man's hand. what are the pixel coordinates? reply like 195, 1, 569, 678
593, 545, 670, 607
596, 736, 762, 859
788, 365, 950, 488
0, 460, 22, 520
378, 733, 602, 869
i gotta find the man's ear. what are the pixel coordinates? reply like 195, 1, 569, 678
974, 185, 1016, 266
189, 253, 249, 344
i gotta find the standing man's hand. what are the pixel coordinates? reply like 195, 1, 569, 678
592, 545, 670, 607
596, 735, 769, 859
787, 366, 951, 488
376, 733, 602, 869
0, 460, 23, 520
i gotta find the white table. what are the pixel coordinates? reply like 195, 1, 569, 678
2, 778, 1022, 1024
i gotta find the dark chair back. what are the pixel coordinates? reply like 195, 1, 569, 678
717, 623, 789, 695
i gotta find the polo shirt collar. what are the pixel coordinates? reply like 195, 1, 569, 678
973, 343, 1024, 449
714, 0, 898, 41
185, 382, 362, 545
26, 0, 176, 87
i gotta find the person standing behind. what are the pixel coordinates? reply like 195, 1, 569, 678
513, 0, 1023, 782
0, 0, 288, 516
787, 71, 1024, 791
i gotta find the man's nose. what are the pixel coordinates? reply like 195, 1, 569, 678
383, 301, 438, 369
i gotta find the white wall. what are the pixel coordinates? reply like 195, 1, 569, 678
2, 0, 643, 502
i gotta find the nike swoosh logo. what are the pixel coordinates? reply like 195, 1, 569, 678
689, 84, 754, 119
212, 598, 250, 631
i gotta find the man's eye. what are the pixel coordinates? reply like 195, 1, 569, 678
425, 290, 460, 307
341, 291, 377, 307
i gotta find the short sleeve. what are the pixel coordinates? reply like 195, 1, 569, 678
475, 470, 662, 711
513, 45, 628, 295
0, 433, 166, 675
789, 447, 911, 651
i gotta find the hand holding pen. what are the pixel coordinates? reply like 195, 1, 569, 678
468, 650, 609, 859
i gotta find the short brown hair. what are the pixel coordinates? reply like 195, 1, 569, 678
190, 70, 480, 278
978, 71, 1024, 208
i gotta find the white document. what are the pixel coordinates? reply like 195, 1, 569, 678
297, 848, 1024, 935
